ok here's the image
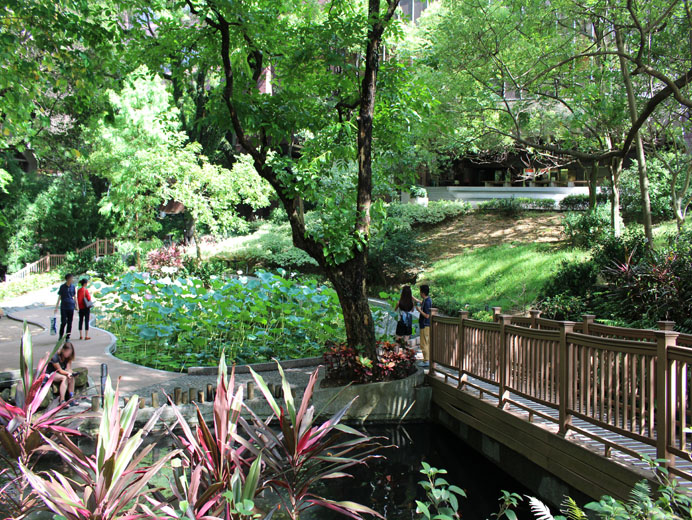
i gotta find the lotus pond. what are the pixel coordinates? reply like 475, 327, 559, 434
96, 271, 345, 371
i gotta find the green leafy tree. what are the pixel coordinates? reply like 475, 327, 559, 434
408, 0, 692, 242
87, 68, 271, 263
0, 0, 126, 149
129, 0, 417, 355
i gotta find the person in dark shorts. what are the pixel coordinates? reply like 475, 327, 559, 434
54, 273, 76, 339
77, 278, 92, 340
46, 342, 76, 405
394, 285, 415, 345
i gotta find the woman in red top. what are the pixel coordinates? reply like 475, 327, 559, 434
77, 278, 92, 340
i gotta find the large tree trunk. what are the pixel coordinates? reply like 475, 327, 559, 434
616, 29, 654, 246
610, 159, 623, 237
327, 260, 376, 351
588, 161, 599, 211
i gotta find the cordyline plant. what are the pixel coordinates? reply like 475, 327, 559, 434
148, 353, 263, 520
0, 322, 82, 518
237, 363, 385, 520
21, 376, 180, 520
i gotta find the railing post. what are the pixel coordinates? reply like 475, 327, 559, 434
656, 330, 678, 468
529, 309, 541, 328
582, 314, 595, 335
46, 253, 50, 272
498, 315, 512, 409
559, 321, 575, 435
429, 311, 436, 375
458, 311, 469, 388
658, 321, 676, 332
492, 307, 502, 322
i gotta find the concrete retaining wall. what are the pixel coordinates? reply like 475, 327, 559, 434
418, 186, 590, 205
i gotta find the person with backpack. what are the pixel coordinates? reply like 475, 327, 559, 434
394, 286, 415, 345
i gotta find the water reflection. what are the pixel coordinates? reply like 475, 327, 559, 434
303, 423, 534, 519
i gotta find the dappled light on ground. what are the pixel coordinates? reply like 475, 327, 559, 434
423, 212, 565, 260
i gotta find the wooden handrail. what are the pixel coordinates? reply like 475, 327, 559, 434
431, 309, 692, 470
4, 239, 116, 283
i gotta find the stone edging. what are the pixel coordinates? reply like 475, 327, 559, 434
5, 311, 46, 332
188, 356, 323, 375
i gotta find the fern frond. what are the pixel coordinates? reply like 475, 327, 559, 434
560, 497, 588, 520
527, 496, 555, 520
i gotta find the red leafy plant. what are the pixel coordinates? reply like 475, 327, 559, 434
21, 376, 180, 520
147, 243, 185, 276
324, 340, 417, 384
0, 323, 83, 518
149, 355, 384, 520
146, 353, 264, 519
237, 364, 385, 520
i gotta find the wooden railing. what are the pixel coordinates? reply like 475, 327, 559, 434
430, 309, 692, 480
4, 239, 115, 283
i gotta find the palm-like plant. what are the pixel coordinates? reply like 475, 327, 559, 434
0, 322, 82, 518
238, 364, 384, 520
21, 376, 180, 520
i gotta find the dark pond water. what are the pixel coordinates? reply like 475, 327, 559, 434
303, 423, 535, 520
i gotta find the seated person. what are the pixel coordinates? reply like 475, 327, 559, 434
46, 342, 77, 406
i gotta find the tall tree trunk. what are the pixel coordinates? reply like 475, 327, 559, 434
616, 29, 654, 246
609, 158, 623, 237
327, 260, 376, 350
588, 161, 599, 211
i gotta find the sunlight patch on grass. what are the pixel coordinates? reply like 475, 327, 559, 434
420, 243, 588, 314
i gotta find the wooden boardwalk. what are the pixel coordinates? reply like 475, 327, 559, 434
430, 365, 692, 491
428, 311, 692, 498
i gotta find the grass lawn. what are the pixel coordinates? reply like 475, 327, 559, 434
420, 242, 588, 316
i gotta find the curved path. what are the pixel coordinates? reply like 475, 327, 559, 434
0, 303, 174, 394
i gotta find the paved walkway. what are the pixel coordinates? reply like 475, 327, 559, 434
0, 302, 175, 395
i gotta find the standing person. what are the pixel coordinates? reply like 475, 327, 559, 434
46, 342, 77, 405
77, 278, 92, 340
54, 273, 76, 339
415, 284, 433, 367
394, 286, 415, 345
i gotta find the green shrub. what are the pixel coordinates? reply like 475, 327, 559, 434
515, 197, 556, 210
367, 229, 423, 286
116, 239, 163, 267
478, 197, 556, 215
0, 273, 59, 302
58, 250, 97, 278
182, 257, 229, 286
386, 201, 471, 227
410, 185, 427, 198
477, 197, 523, 216
540, 259, 599, 299
93, 254, 126, 283
537, 293, 588, 321
559, 193, 608, 211
268, 206, 288, 224
562, 205, 613, 248
591, 228, 648, 272
618, 156, 688, 223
